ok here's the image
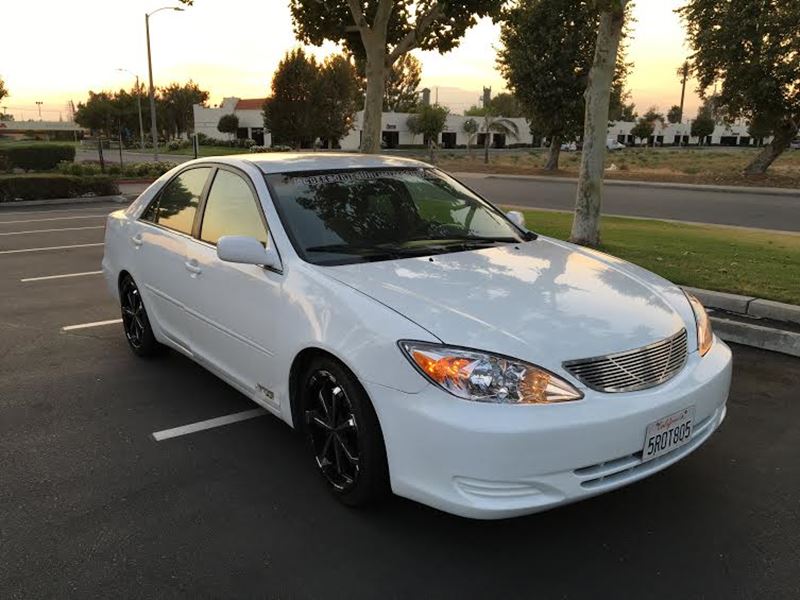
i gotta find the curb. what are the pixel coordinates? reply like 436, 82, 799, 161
684, 286, 800, 357
455, 172, 800, 197
0, 195, 130, 208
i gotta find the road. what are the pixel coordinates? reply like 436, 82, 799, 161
1, 200, 798, 598
458, 174, 800, 232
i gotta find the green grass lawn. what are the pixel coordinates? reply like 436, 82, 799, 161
508, 208, 800, 305
127, 145, 251, 157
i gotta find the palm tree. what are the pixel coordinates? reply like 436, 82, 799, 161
482, 113, 519, 164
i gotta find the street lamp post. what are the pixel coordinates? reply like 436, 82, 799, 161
117, 68, 146, 151
35, 101, 43, 120
145, 5, 185, 161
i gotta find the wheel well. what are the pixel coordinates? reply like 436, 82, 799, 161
117, 270, 132, 292
288, 347, 361, 431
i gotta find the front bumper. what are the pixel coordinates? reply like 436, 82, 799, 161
367, 338, 732, 519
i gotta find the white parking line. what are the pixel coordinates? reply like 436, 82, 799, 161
0, 214, 108, 225
0, 242, 103, 255
152, 408, 267, 441
62, 318, 122, 331
21, 270, 103, 282
0, 206, 117, 217
0, 225, 104, 236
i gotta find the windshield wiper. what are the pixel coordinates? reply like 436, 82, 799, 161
305, 243, 431, 259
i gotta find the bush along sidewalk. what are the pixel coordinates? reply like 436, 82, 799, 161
57, 160, 178, 179
0, 143, 76, 171
0, 174, 119, 202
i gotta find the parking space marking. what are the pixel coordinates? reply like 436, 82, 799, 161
0, 206, 118, 217
0, 225, 104, 236
151, 408, 267, 441
22, 270, 103, 282
62, 318, 122, 331
0, 214, 109, 225
0, 242, 103, 255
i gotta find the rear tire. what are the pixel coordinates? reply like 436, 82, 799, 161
119, 274, 162, 358
300, 356, 390, 507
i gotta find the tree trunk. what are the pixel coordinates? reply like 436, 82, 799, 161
743, 120, 797, 175
429, 139, 435, 164
545, 134, 562, 170
569, 1, 628, 247
484, 129, 491, 165
361, 40, 387, 154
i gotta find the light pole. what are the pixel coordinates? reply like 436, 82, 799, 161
117, 68, 146, 151
35, 101, 43, 120
145, 5, 185, 160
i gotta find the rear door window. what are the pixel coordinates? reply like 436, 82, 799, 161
144, 167, 211, 235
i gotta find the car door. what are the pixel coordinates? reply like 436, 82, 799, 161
182, 166, 283, 406
133, 166, 212, 352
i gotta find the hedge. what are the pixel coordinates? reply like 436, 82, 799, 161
0, 143, 76, 172
0, 174, 119, 202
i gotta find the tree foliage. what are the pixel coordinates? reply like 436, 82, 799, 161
315, 55, 362, 146
217, 114, 239, 138
498, 0, 630, 170
289, 0, 505, 153
0, 78, 8, 104
678, 0, 800, 173
667, 105, 682, 124
74, 81, 207, 141
464, 93, 524, 118
630, 117, 654, 144
690, 102, 715, 143
263, 49, 320, 149
264, 49, 360, 149
384, 54, 422, 112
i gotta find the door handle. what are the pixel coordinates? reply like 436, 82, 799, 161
184, 260, 202, 275
131, 234, 143, 247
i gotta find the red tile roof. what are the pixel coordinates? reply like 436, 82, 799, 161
235, 98, 267, 111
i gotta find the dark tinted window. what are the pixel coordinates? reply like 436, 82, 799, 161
200, 170, 267, 245
265, 168, 521, 265
151, 168, 210, 234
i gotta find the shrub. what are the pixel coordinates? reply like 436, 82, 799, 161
0, 174, 119, 202
0, 144, 76, 171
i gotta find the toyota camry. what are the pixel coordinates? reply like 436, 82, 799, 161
102, 154, 732, 519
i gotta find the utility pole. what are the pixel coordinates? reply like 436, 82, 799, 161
677, 61, 689, 123
145, 6, 186, 161
118, 68, 146, 151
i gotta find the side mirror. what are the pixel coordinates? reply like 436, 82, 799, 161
217, 235, 281, 270
506, 210, 526, 229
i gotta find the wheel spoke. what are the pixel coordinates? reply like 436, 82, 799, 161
336, 436, 359, 465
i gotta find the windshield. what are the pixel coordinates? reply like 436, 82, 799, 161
265, 168, 524, 265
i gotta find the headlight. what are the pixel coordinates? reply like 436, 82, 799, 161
399, 341, 583, 404
685, 292, 713, 356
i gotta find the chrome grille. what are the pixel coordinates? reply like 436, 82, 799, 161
564, 329, 688, 393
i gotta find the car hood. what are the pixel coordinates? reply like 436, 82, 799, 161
322, 237, 694, 370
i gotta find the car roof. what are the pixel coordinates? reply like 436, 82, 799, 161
204, 152, 430, 174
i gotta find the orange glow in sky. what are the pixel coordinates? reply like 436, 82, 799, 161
0, 0, 700, 121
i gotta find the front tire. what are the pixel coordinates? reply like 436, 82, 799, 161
301, 357, 389, 507
119, 274, 162, 358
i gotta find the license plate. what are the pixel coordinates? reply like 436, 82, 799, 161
642, 406, 695, 463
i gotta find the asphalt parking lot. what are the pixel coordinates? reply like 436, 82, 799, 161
1, 200, 798, 599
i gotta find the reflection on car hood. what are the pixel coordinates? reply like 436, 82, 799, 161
323, 237, 693, 369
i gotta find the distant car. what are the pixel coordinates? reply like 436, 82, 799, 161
790, 139, 800, 150
607, 138, 626, 151
103, 153, 732, 519
560, 141, 578, 152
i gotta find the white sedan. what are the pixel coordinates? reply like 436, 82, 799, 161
102, 154, 731, 519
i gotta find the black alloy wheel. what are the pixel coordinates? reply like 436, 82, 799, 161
301, 357, 389, 506
305, 370, 361, 491
119, 275, 161, 357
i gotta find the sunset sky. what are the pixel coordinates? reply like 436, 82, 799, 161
1, 0, 700, 122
